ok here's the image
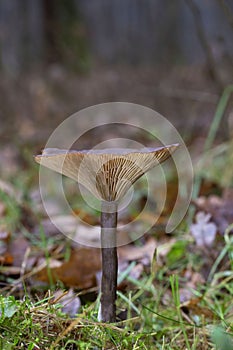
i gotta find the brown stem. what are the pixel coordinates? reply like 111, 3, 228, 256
100, 201, 118, 322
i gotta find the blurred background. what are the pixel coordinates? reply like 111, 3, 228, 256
0, 3, 233, 345
0, 0, 232, 150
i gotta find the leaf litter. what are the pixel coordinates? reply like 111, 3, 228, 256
0, 139, 233, 348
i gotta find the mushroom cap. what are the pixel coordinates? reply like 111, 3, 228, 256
35, 144, 179, 201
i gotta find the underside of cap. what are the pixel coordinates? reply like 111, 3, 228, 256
35, 144, 179, 201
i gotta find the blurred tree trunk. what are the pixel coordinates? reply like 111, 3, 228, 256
0, 0, 44, 75
0, 0, 24, 75
26, 0, 44, 63
0, 0, 87, 74
78, 0, 233, 66
0, 0, 232, 74
78, 0, 181, 63
42, 0, 59, 63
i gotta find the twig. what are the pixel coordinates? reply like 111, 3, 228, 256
5, 260, 48, 296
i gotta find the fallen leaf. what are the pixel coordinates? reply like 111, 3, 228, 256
0, 252, 13, 265
181, 297, 214, 319
194, 190, 233, 234
7, 235, 30, 267
53, 289, 81, 317
36, 247, 101, 289
38, 215, 101, 246
72, 224, 100, 246
128, 263, 144, 280
118, 238, 157, 265
73, 208, 98, 225
179, 269, 205, 303
190, 211, 217, 247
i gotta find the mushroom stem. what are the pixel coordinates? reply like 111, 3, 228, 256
100, 200, 118, 322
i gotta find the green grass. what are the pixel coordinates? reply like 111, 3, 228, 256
0, 221, 233, 348
1, 239, 233, 349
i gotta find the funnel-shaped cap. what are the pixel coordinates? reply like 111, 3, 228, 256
35, 144, 178, 201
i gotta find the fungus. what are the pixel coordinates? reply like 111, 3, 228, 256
35, 143, 178, 322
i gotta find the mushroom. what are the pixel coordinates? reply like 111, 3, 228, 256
35, 143, 178, 322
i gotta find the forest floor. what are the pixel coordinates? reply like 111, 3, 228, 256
0, 65, 233, 349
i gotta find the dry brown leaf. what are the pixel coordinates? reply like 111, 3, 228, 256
36, 247, 101, 289
72, 209, 98, 225
181, 297, 214, 319
8, 235, 30, 267
0, 252, 13, 265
